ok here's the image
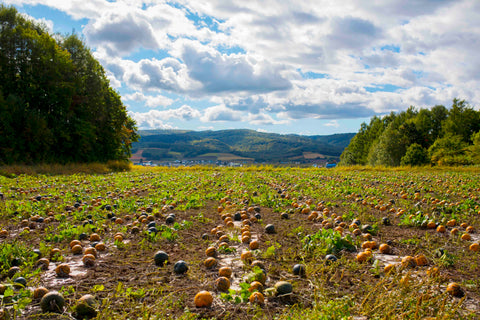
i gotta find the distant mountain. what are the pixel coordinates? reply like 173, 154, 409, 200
130, 129, 355, 163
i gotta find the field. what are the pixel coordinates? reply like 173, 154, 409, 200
0, 166, 479, 319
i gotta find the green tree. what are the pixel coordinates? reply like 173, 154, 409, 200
0, 5, 138, 164
400, 143, 429, 166
467, 131, 480, 164
441, 99, 480, 142
428, 134, 471, 166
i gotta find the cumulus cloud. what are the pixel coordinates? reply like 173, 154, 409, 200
11, 0, 480, 131
129, 105, 201, 129
176, 40, 292, 94
123, 92, 174, 108
84, 10, 161, 56
201, 105, 243, 122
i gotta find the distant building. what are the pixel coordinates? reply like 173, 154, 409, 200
325, 163, 337, 168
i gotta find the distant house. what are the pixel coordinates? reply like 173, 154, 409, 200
325, 163, 337, 168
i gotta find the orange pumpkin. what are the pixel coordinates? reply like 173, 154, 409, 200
249, 240, 260, 250
378, 243, 391, 254
356, 252, 369, 263
55, 263, 71, 277
414, 254, 428, 266
194, 291, 213, 308
461, 233, 472, 241
218, 267, 232, 278
249, 291, 265, 305
204, 257, 217, 269
205, 247, 216, 257
82, 254, 96, 267
69, 240, 82, 248
215, 277, 230, 292
469, 243, 480, 252
89, 233, 101, 242
401, 256, 416, 268
71, 245, 83, 255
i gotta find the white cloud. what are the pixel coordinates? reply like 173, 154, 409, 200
123, 92, 174, 108
325, 120, 340, 128
9, 0, 480, 130
201, 105, 243, 122
129, 105, 201, 129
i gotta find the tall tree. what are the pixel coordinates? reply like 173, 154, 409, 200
0, 5, 138, 164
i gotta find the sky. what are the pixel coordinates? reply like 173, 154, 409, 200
5, 0, 480, 135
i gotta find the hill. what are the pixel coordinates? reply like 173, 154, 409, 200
130, 129, 355, 164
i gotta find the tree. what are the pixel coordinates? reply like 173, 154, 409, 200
0, 5, 138, 164
428, 134, 471, 166
441, 99, 480, 143
467, 131, 480, 164
401, 143, 429, 166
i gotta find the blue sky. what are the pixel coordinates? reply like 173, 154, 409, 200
6, 0, 480, 135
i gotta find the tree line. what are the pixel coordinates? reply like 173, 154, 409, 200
340, 99, 480, 166
0, 5, 138, 164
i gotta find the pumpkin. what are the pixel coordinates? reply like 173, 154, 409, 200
426, 221, 436, 229
249, 281, 264, 292
249, 291, 265, 305
89, 233, 101, 242
274, 281, 292, 295
325, 254, 338, 264
55, 264, 71, 277
469, 243, 480, 252
75, 294, 97, 319
401, 256, 416, 268
13, 277, 27, 288
194, 291, 213, 308
356, 252, 370, 263
218, 235, 229, 243
33, 287, 49, 300
265, 224, 275, 234
84, 247, 98, 258
50, 248, 61, 260
205, 247, 216, 257
466, 226, 475, 233
215, 276, 230, 292
446, 282, 464, 298
218, 242, 229, 250
378, 243, 390, 254
240, 251, 253, 262
71, 244, 83, 255
446, 219, 456, 227
69, 240, 82, 248
461, 233, 471, 241
154, 251, 169, 266
173, 260, 188, 274
218, 267, 232, 278
40, 291, 65, 313
384, 263, 396, 273
95, 242, 106, 252
251, 260, 266, 270
414, 254, 428, 266
292, 264, 306, 276
352, 229, 362, 236
82, 254, 96, 267
249, 240, 260, 250
241, 235, 251, 244
436, 225, 446, 233
36, 258, 50, 271
204, 257, 217, 269
450, 228, 459, 235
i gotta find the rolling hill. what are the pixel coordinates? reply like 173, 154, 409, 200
130, 129, 355, 164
